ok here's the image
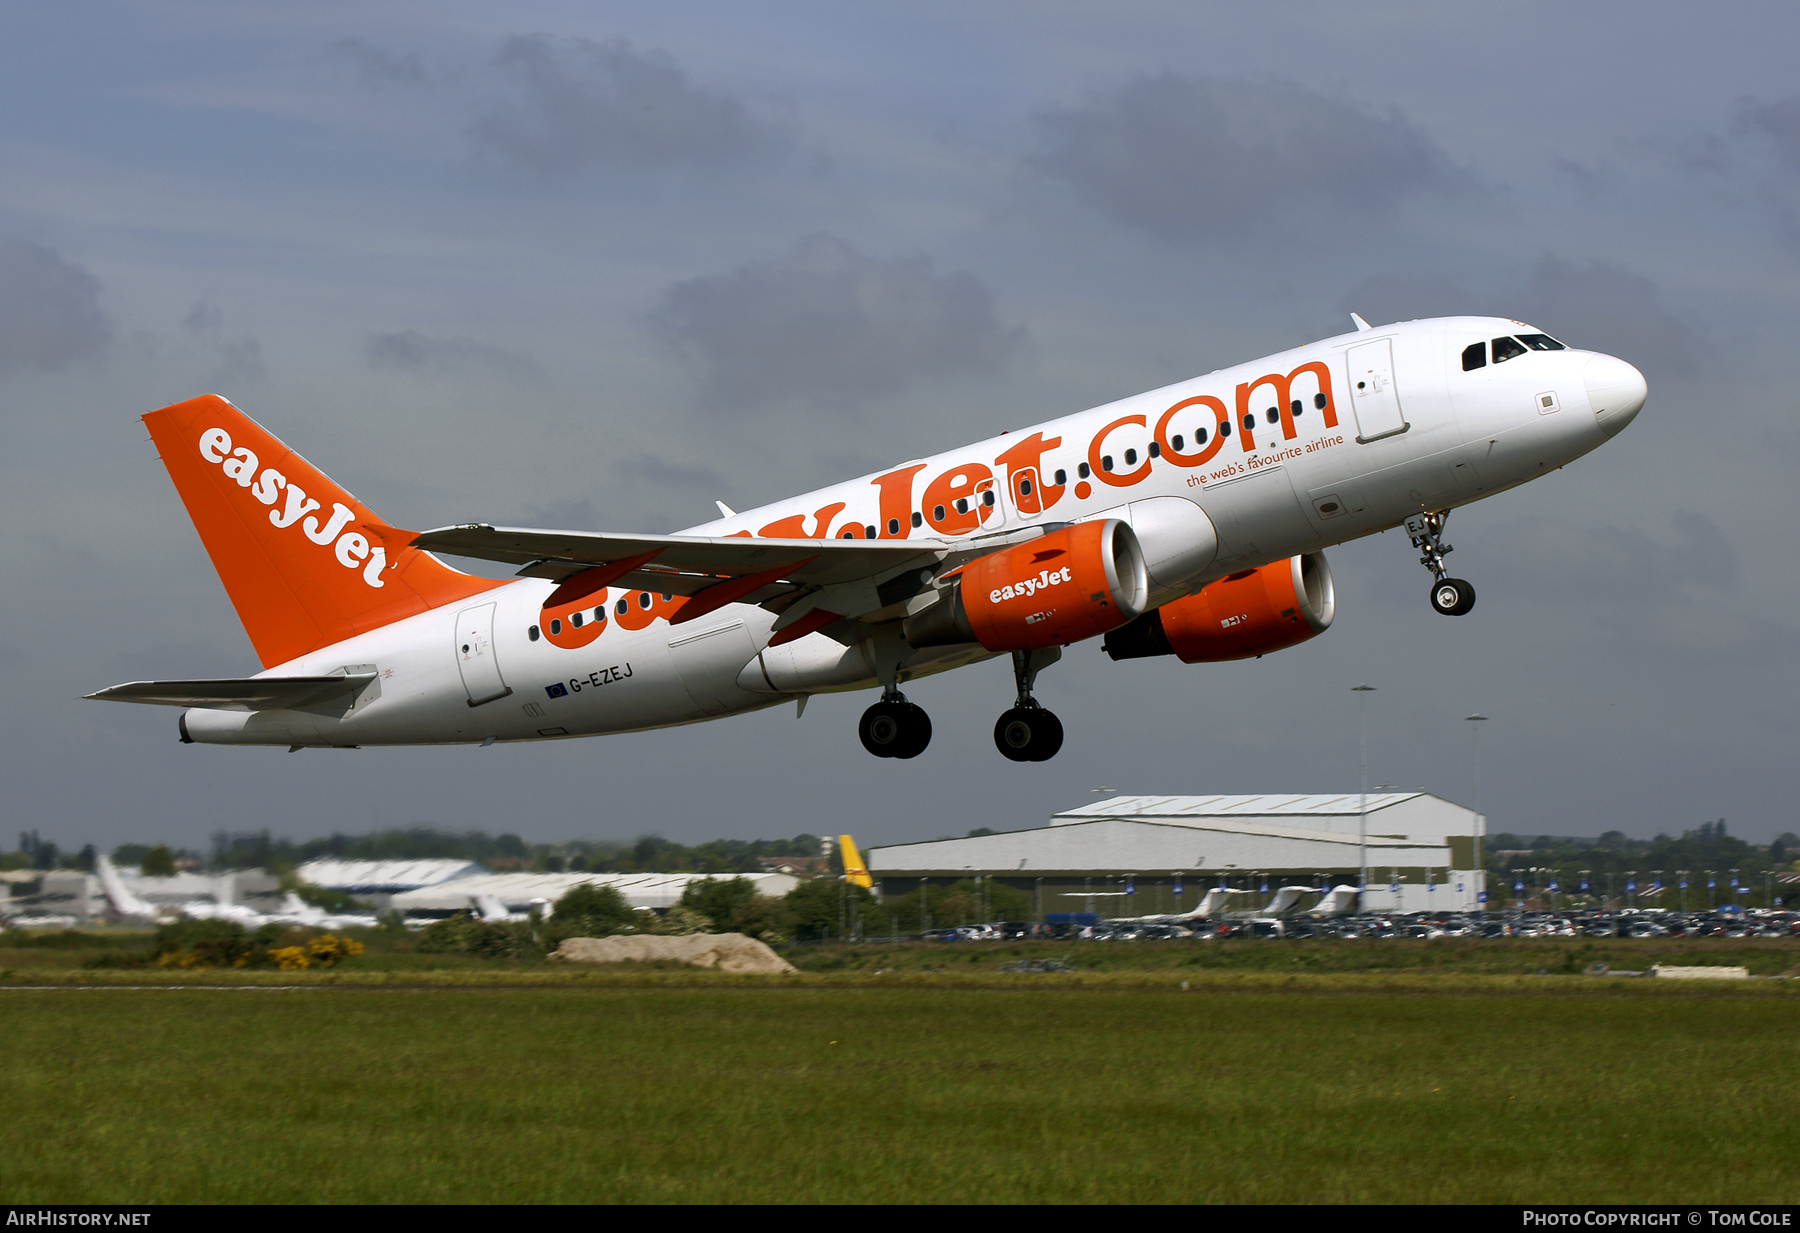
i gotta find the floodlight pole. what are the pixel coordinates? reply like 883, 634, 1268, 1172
1466, 715, 1488, 913
1354, 685, 1376, 905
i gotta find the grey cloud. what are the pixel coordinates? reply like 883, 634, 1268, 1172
614, 452, 725, 493
520, 499, 600, 531
212, 338, 265, 386
1512, 256, 1699, 376
181, 298, 223, 335
1733, 95, 1800, 172
468, 35, 778, 174
1485, 512, 1739, 602
1339, 276, 1475, 325
366, 330, 534, 376
1028, 75, 1456, 242
1341, 256, 1698, 376
0, 238, 110, 372
652, 234, 1026, 413
330, 38, 425, 87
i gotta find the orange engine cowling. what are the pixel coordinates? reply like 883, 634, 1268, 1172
903, 519, 1149, 652
1103, 551, 1335, 663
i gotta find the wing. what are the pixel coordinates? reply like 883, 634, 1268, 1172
410, 524, 1052, 625
85, 674, 375, 711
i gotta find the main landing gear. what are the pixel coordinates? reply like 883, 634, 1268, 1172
1405, 510, 1476, 617
994, 648, 1064, 763
859, 686, 932, 759
854, 648, 1065, 762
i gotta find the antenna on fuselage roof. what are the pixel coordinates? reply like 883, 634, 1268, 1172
1350, 313, 1373, 332
715, 500, 737, 518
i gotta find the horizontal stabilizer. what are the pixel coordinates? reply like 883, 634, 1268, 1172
86, 673, 374, 712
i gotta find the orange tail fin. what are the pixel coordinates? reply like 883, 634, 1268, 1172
145, 395, 502, 668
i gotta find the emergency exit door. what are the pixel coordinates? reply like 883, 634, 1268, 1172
1345, 338, 1409, 442
454, 602, 510, 706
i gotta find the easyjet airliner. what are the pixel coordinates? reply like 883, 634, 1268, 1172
90, 316, 1645, 761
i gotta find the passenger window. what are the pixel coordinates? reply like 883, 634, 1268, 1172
981, 491, 994, 508
933, 504, 946, 521
1148, 441, 1160, 458
1518, 333, 1566, 350
594, 607, 605, 623
528, 625, 540, 642
887, 518, 900, 535
1314, 393, 1327, 409
1195, 426, 1208, 445
1123, 448, 1136, 466
1053, 469, 1067, 486
1291, 399, 1303, 418
1101, 455, 1114, 472
570, 611, 583, 628
616, 598, 628, 615
549, 618, 562, 634
912, 511, 923, 527
955, 497, 969, 514
1172, 434, 1184, 451
1263, 407, 1277, 425
1018, 477, 1032, 496
1241, 414, 1256, 430
1077, 462, 1091, 479
865, 524, 877, 537
1218, 421, 1230, 438
1462, 342, 1486, 371
1492, 336, 1526, 364
638, 592, 652, 609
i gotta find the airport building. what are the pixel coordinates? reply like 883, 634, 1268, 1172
296, 859, 490, 913
388, 870, 802, 918
866, 793, 1486, 916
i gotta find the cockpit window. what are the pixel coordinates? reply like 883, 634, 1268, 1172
1516, 333, 1565, 351
1492, 336, 1527, 364
1461, 342, 1486, 371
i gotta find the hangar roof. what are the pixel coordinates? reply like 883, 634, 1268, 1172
1053, 793, 1427, 821
297, 859, 488, 892
867, 817, 1453, 877
389, 870, 800, 913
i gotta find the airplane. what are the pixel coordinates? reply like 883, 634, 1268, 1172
94, 854, 377, 930
88, 315, 1645, 761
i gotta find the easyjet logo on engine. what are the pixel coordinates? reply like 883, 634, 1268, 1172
197, 427, 388, 588
990, 566, 1073, 604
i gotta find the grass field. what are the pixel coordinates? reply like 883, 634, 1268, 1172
4, 963, 1798, 1203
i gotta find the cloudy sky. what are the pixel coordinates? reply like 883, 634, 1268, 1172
4, 1, 1797, 855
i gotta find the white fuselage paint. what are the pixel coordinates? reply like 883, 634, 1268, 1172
183, 317, 1637, 747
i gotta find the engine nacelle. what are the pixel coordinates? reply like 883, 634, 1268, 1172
1103, 551, 1335, 663
904, 519, 1149, 652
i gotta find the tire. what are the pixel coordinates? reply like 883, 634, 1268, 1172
994, 707, 1062, 762
894, 703, 932, 759
1429, 577, 1476, 616
1027, 709, 1064, 761
859, 701, 908, 757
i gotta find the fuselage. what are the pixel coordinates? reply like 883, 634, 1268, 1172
181, 315, 1644, 747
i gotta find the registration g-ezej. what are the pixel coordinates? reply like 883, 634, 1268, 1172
91, 316, 1646, 762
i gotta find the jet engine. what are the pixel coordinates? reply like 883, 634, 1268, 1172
1103, 551, 1335, 663
904, 519, 1149, 652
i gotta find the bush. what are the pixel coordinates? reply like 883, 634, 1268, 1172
416, 914, 540, 960
679, 877, 758, 932
542, 882, 639, 946
729, 894, 793, 945
785, 879, 877, 942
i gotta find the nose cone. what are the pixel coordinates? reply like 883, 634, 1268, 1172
1584, 353, 1647, 437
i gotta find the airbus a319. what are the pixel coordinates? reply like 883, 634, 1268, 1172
90, 315, 1646, 762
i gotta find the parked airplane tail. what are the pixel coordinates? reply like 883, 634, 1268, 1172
837, 834, 872, 889
143, 395, 502, 669
95, 854, 158, 922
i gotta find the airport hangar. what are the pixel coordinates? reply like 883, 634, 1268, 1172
865, 794, 1485, 917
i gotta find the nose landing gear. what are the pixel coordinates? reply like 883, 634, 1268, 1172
994, 648, 1064, 762
1406, 511, 1476, 616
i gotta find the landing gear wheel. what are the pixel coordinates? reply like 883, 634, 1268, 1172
994, 707, 1064, 762
859, 700, 932, 758
1429, 577, 1476, 616
894, 703, 931, 759
860, 701, 906, 758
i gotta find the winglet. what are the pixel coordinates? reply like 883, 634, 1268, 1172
1350, 313, 1373, 332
